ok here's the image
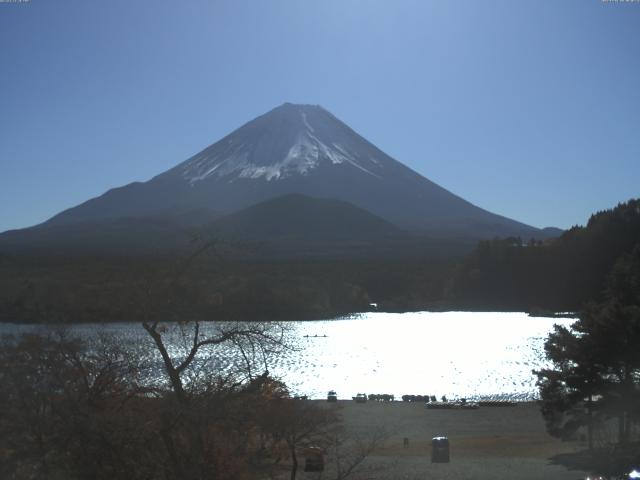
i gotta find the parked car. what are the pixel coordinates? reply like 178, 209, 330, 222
304, 446, 324, 472
353, 393, 367, 403
431, 436, 450, 463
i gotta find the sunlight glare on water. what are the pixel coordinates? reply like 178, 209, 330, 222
0, 311, 574, 401
275, 311, 574, 401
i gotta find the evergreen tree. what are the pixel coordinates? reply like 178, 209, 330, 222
536, 244, 640, 448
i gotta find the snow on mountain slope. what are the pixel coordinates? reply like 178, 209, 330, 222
178, 104, 380, 183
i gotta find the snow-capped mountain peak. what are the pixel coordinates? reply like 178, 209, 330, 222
178, 103, 381, 184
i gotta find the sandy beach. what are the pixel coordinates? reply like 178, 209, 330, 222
295, 400, 590, 480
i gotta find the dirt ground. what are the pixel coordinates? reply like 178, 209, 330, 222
297, 400, 590, 480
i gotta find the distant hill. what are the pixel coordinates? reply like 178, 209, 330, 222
205, 193, 439, 258
541, 226, 564, 237
209, 193, 399, 241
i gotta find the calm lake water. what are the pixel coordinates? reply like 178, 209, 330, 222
0, 311, 574, 401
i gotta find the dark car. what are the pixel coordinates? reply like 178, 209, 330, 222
353, 393, 367, 403
304, 446, 324, 472
431, 436, 450, 463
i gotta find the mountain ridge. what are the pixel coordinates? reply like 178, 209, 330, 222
4, 103, 559, 251
0, 194, 471, 259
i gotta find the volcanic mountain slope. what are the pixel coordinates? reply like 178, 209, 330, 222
0, 194, 404, 256
1, 193, 454, 259
0, 216, 195, 255
3, 103, 556, 250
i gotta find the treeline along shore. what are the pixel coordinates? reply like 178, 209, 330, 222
0, 253, 456, 323
0, 198, 638, 324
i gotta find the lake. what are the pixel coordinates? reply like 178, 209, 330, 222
0, 311, 574, 401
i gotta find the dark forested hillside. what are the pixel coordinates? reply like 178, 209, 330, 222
448, 199, 640, 312
2, 199, 637, 323
0, 252, 455, 323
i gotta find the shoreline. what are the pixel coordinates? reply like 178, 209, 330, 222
0, 309, 579, 325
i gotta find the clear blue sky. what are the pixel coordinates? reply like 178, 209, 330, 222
1, 0, 638, 232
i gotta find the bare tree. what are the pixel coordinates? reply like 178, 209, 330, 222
141, 319, 289, 403
0, 331, 159, 480
135, 237, 292, 402
130, 238, 300, 480
323, 427, 391, 480
258, 399, 341, 480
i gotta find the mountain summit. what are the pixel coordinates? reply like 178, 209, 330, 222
178, 103, 383, 183
20, 103, 551, 242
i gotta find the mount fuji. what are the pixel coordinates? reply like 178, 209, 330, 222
1, 103, 558, 254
